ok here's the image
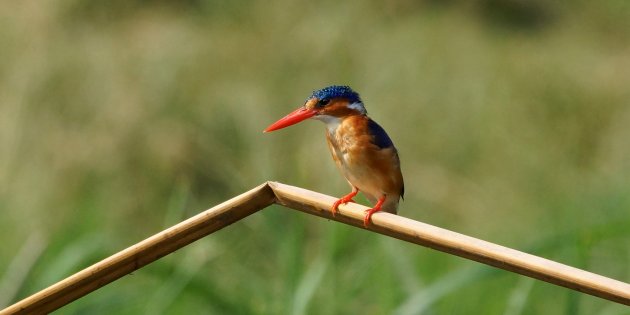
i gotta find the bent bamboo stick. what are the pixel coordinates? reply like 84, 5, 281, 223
2, 182, 629, 314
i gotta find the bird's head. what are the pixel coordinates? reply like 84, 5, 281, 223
264, 85, 367, 132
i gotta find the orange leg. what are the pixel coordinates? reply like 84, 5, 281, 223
363, 196, 386, 227
331, 186, 359, 216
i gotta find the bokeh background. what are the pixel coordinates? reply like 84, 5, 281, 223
1, 1, 629, 314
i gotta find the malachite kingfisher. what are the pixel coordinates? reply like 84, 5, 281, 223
264, 85, 404, 227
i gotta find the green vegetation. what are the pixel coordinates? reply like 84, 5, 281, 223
1, 1, 629, 314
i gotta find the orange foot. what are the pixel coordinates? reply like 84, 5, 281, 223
363, 196, 386, 227
331, 187, 358, 216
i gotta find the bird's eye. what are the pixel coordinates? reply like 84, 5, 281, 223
317, 98, 329, 107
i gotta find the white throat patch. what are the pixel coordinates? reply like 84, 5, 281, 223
314, 115, 341, 134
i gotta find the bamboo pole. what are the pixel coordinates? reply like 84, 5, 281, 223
1, 183, 275, 315
269, 182, 630, 306
2, 182, 629, 314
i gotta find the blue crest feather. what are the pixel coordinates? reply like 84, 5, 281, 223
310, 85, 361, 103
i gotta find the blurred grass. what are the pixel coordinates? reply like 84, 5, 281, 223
1, 0, 630, 314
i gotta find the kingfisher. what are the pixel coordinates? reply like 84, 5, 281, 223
264, 85, 404, 227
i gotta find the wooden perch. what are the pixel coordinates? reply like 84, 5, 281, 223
2, 182, 629, 314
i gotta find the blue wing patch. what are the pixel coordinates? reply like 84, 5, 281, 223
367, 119, 394, 149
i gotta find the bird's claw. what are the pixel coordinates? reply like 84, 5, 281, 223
331, 189, 359, 216
331, 197, 355, 216
363, 209, 374, 227
362, 196, 386, 227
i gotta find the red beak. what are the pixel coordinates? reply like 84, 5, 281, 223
264, 107, 318, 132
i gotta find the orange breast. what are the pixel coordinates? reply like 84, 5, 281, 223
325, 115, 404, 211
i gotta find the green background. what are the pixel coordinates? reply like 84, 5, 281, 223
1, 1, 629, 314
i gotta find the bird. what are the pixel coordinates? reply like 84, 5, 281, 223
264, 85, 404, 227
